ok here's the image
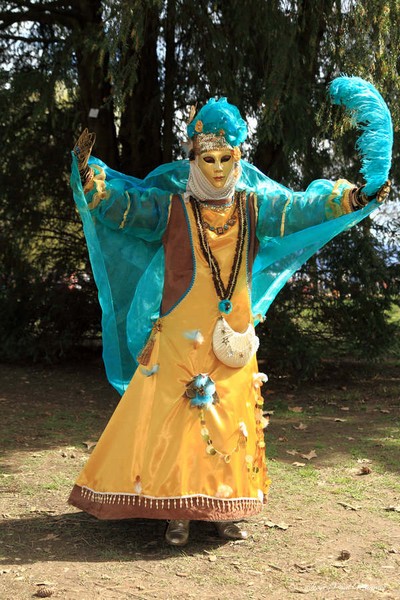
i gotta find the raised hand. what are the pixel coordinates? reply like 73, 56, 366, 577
351, 179, 391, 210
73, 128, 96, 186
375, 180, 391, 204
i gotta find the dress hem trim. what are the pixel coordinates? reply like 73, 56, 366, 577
68, 485, 265, 521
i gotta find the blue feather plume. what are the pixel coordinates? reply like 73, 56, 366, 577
329, 76, 393, 196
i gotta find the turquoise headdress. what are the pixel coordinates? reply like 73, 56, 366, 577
186, 97, 248, 150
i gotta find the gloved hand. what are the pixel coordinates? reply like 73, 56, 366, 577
375, 180, 391, 204
351, 180, 391, 210
73, 128, 96, 187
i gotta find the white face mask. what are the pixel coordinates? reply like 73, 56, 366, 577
185, 157, 242, 202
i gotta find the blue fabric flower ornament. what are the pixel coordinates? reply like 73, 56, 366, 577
184, 373, 220, 408
186, 97, 248, 147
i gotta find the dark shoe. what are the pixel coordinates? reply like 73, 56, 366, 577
165, 519, 190, 546
215, 521, 248, 540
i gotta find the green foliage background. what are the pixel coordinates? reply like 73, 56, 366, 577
1, 0, 400, 375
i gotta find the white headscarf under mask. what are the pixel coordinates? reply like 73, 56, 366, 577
185, 156, 242, 202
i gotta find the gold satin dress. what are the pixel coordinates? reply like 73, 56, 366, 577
69, 198, 270, 521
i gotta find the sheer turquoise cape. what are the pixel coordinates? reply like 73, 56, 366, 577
71, 154, 376, 394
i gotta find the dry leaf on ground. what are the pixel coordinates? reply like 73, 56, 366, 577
264, 521, 289, 530
294, 563, 315, 572
264, 520, 276, 528
332, 562, 349, 569
286, 449, 299, 456
83, 440, 97, 450
293, 423, 308, 430
38, 534, 59, 542
248, 569, 263, 575
292, 462, 306, 467
357, 466, 372, 475
300, 450, 317, 461
288, 406, 303, 413
338, 501, 361, 511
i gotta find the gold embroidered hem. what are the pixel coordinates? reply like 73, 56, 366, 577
69, 485, 264, 521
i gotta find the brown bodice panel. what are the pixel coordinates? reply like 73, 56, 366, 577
161, 195, 194, 315
160, 193, 258, 316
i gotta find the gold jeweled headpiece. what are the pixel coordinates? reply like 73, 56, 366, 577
192, 132, 233, 155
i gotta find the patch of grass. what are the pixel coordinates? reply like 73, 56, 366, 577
266, 439, 278, 458
296, 466, 319, 480
315, 565, 343, 579
313, 442, 326, 450
41, 474, 73, 491
267, 399, 296, 418
381, 511, 400, 524
313, 531, 329, 541
40, 408, 105, 438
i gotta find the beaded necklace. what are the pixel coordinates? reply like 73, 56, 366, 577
190, 190, 247, 314
199, 198, 234, 212
203, 204, 237, 235
203, 214, 237, 235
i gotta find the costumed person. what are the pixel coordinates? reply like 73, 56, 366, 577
68, 77, 392, 546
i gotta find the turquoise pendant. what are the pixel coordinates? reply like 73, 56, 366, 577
218, 299, 233, 314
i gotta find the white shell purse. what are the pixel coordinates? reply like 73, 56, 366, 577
212, 316, 260, 368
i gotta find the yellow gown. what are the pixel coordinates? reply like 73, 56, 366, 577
69, 197, 270, 521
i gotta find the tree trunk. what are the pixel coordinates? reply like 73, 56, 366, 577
162, 0, 177, 163
119, 5, 162, 178
75, 0, 119, 168
253, 0, 335, 182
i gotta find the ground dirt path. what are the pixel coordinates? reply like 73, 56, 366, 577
1, 361, 400, 599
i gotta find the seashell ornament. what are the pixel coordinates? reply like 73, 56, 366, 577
212, 316, 259, 368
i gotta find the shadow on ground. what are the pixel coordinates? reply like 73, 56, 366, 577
0, 512, 234, 565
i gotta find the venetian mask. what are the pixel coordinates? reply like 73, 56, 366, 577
197, 149, 234, 188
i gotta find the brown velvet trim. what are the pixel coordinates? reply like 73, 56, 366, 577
68, 485, 264, 522
247, 192, 259, 276
160, 195, 194, 316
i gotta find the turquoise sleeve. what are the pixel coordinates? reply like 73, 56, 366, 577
256, 178, 356, 240
85, 164, 171, 242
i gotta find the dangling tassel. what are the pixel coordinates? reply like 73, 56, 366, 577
137, 320, 162, 366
